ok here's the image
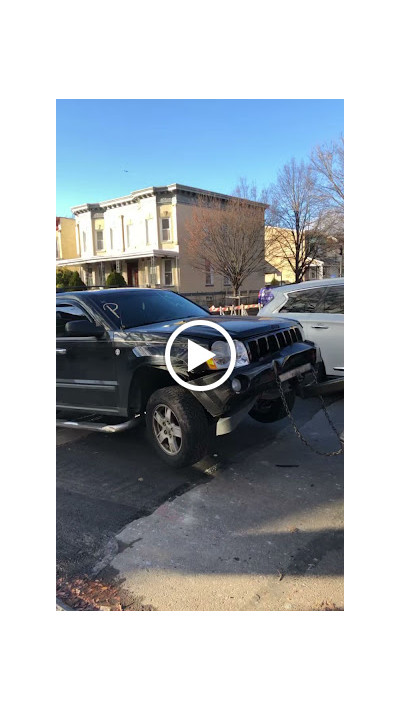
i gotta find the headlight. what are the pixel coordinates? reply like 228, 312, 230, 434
207, 339, 249, 370
234, 340, 250, 367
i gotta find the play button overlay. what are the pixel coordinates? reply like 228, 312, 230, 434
187, 340, 216, 372
165, 319, 236, 392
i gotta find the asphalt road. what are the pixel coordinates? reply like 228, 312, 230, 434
56, 395, 340, 583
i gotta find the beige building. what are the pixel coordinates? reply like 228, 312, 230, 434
56, 217, 79, 262
56, 184, 266, 306
265, 226, 327, 285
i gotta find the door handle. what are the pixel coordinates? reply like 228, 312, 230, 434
312, 325, 329, 329
56, 348, 67, 355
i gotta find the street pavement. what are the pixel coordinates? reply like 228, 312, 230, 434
56, 395, 343, 610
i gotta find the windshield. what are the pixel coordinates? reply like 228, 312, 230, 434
94, 290, 209, 329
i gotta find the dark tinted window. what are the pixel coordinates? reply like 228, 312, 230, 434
280, 287, 326, 313
320, 286, 344, 314
92, 290, 208, 329
56, 303, 92, 336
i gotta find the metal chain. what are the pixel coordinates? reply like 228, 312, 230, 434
274, 363, 344, 457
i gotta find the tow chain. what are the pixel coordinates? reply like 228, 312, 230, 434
274, 362, 343, 457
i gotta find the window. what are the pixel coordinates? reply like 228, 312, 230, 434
56, 237, 60, 259
205, 260, 214, 286
56, 303, 92, 337
126, 224, 134, 249
164, 259, 173, 286
82, 231, 87, 252
162, 218, 171, 242
223, 274, 231, 287
145, 219, 151, 245
320, 285, 344, 314
109, 228, 113, 250
96, 230, 104, 250
86, 266, 93, 286
280, 287, 326, 313
307, 266, 318, 280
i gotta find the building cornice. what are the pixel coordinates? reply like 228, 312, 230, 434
71, 184, 268, 215
94, 194, 137, 210
70, 203, 104, 216
166, 184, 268, 208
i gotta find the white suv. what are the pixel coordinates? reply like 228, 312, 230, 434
258, 277, 344, 378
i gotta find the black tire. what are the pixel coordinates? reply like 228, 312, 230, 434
145, 386, 210, 468
249, 389, 296, 423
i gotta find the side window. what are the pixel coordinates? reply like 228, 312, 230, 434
162, 218, 171, 242
96, 230, 104, 250
320, 286, 344, 314
56, 303, 92, 337
280, 287, 326, 313
145, 219, 151, 245
126, 224, 134, 249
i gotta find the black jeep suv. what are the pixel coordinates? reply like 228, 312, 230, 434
56, 288, 316, 467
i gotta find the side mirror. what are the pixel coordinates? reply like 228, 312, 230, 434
65, 320, 105, 337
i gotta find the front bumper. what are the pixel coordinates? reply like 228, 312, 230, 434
190, 341, 317, 419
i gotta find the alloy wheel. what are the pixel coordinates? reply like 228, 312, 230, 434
152, 404, 183, 456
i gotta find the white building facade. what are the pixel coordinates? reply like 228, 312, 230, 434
56, 183, 267, 305
59, 185, 181, 289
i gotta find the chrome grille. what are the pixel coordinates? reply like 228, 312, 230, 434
247, 327, 303, 362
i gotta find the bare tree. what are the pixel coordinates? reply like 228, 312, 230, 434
186, 191, 267, 296
310, 135, 344, 276
311, 135, 344, 208
311, 136, 344, 237
232, 177, 266, 203
265, 158, 328, 283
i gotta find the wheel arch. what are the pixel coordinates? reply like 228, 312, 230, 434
127, 365, 177, 416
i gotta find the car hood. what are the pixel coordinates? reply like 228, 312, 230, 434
120, 315, 299, 341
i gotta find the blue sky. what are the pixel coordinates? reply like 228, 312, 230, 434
56, 99, 343, 217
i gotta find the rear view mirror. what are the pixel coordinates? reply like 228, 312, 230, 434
65, 320, 105, 337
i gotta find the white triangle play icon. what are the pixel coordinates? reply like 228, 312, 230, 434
187, 339, 216, 371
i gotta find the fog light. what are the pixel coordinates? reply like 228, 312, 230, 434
232, 377, 242, 393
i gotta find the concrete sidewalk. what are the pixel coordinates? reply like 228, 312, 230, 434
101, 401, 344, 611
